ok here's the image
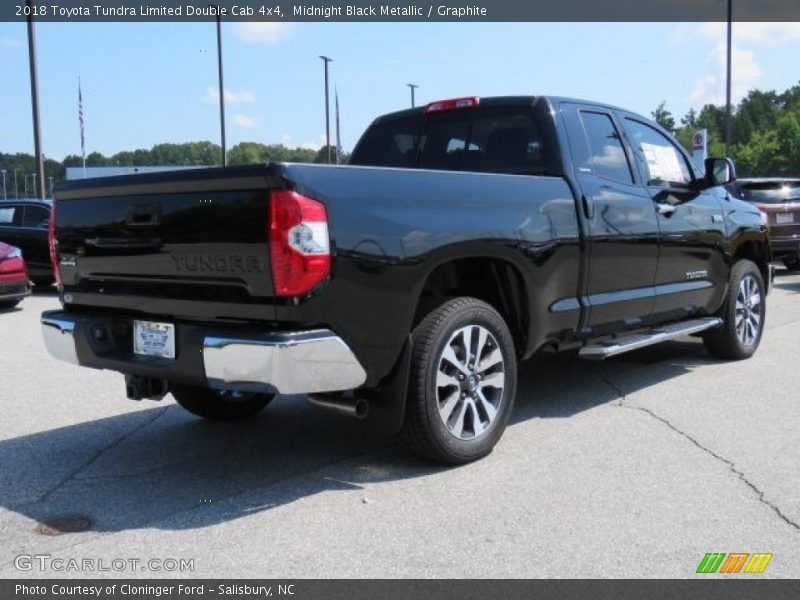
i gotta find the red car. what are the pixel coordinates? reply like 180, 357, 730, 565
0, 242, 30, 308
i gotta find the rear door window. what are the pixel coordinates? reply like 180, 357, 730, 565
578, 111, 634, 184
22, 205, 50, 228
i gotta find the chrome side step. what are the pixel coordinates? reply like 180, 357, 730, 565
579, 317, 723, 361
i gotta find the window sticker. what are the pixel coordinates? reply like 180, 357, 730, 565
640, 142, 685, 183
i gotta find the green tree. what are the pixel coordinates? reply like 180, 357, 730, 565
314, 145, 338, 164
651, 101, 676, 133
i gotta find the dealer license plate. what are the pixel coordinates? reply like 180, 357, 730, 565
776, 212, 794, 224
133, 320, 176, 359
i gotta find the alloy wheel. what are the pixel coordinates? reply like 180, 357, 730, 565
735, 274, 762, 346
435, 324, 506, 440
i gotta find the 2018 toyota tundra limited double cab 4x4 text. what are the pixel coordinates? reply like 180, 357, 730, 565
42, 96, 772, 464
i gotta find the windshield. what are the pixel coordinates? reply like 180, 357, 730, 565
739, 182, 800, 204
350, 105, 560, 176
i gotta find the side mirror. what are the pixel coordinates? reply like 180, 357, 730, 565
704, 157, 737, 187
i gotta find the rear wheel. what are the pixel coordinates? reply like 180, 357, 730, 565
404, 297, 517, 464
703, 259, 765, 360
170, 384, 274, 421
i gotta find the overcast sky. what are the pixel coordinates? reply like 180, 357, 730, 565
1, 21, 799, 159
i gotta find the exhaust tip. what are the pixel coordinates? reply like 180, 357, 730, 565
308, 393, 369, 420
353, 398, 369, 420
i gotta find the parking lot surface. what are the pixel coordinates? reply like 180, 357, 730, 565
1, 272, 799, 578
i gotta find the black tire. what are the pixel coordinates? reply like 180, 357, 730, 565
0, 300, 21, 309
170, 384, 274, 421
403, 297, 517, 465
703, 259, 766, 360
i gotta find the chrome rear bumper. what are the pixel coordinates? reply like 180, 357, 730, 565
203, 330, 367, 394
41, 315, 79, 365
40, 311, 367, 395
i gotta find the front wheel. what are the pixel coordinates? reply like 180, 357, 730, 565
703, 259, 766, 360
170, 384, 274, 421
403, 297, 517, 465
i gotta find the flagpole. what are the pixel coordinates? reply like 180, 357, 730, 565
79, 77, 86, 178
724, 0, 733, 156
335, 88, 341, 165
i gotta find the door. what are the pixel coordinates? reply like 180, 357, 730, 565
561, 104, 660, 333
620, 116, 727, 321
0, 203, 23, 250
20, 203, 51, 277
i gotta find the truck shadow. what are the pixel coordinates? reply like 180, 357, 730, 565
0, 339, 713, 535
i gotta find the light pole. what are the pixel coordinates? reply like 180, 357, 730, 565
1, 170, 6, 200
13, 169, 19, 199
319, 55, 333, 164
724, 0, 733, 156
30, 173, 37, 198
48, 176, 54, 197
26, 0, 46, 199
213, 4, 227, 166
406, 83, 418, 108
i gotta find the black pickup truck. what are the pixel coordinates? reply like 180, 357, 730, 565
42, 96, 771, 464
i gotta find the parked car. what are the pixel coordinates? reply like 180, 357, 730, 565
41, 95, 771, 464
727, 178, 800, 270
0, 242, 30, 308
0, 199, 54, 286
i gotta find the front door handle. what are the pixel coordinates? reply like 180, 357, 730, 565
656, 203, 677, 216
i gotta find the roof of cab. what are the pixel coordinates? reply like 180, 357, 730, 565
372, 94, 648, 124
0, 198, 52, 206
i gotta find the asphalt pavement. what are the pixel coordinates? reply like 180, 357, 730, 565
1, 272, 799, 578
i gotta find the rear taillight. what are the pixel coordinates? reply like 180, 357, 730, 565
424, 96, 480, 113
48, 202, 62, 286
269, 190, 331, 297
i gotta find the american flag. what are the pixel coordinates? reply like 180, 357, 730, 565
78, 79, 85, 159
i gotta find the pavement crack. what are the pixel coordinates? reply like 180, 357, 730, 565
31, 407, 170, 506
600, 375, 626, 406
621, 399, 800, 533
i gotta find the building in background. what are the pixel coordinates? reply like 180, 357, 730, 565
65, 166, 206, 180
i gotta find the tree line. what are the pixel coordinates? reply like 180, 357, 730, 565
0, 142, 345, 197
652, 81, 800, 176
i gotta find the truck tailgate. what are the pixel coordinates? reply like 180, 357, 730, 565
54, 165, 285, 322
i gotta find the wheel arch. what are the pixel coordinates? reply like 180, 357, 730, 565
412, 255, 530, 357
731, 238, 771, 293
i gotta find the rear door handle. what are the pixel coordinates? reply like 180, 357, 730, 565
655, 203, 677, 216
581, 194, 594, 219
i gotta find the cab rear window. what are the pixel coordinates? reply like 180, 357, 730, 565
351, 107, 558, 176
740, 182, 800, 204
